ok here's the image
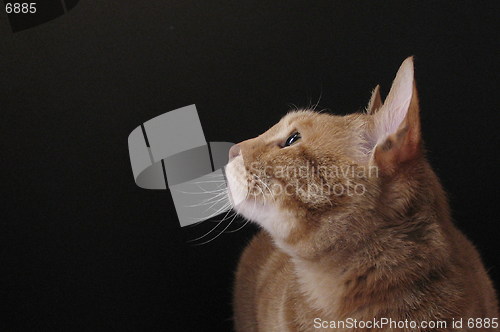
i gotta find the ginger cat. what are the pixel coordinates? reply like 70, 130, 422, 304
227, 58, 498, 331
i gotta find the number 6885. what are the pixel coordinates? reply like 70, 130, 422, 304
5, 3, 37, 14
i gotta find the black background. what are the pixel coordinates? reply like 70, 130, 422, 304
1, 1, 498, 331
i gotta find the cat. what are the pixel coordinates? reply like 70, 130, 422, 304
226, 57, 498, 331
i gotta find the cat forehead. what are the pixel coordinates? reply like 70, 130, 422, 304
273, 111, 323, 131
276, 111, 347, 132
260, 110, 354, 142
261, 111, 318, 139
281, 110, 320, 125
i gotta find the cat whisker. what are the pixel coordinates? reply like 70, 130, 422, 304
183, 202, 232, 228
287, 102, 300, 112
182, 193, 228, 209
225, 218, 251, 233
187, 214, 232, 237
188, 208, 237, 244
251, 174, 275, 204
207, 211, 236, 222
192, 180, 227, 184
255, 176, 275, 203
311, 88, 323, 112
187, 219, 226, 243
184, 189, 228, 207
184, 195, 228, 210
253, 183, 266, 205
186, 201, 232, 223
194, 183, 228, 194
201, 195, 231, 212
205, 172, 225, 177
174, 187, 227, 195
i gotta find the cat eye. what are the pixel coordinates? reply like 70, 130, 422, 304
283, 132, 301, 147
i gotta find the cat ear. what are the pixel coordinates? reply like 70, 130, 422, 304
370, 57, 421, 174
366, 85, 383, 115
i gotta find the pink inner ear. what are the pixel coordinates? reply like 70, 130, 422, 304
370, 57, 414, 147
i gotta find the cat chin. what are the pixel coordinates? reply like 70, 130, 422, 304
233, 198, 295, 243
225, 155, 294, 242
234, 199, 300, 257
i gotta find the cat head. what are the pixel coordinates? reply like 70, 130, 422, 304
225, 57, 425, 257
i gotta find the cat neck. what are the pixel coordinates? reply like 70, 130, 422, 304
288, 168, 453, 318
291, 219, 451, 319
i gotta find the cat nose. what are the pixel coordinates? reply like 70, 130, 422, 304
228, 144, 241, 161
